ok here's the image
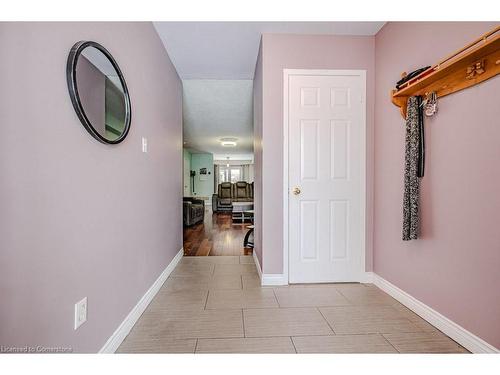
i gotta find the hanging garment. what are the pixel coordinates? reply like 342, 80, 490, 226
417, 96, 425, 178
402, 96, 424, 240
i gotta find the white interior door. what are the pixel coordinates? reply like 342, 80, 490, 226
287, 70, 365, 283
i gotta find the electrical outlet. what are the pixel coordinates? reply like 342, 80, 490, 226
74, 297, 87, 330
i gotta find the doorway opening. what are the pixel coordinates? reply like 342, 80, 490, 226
181, 80, 255, 257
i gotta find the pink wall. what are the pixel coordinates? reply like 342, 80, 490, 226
0, 22, 183, 352
260, 34, 375, 274
374, 22, 500, 349
252, 41, 264, 268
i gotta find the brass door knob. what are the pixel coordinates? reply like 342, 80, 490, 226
292, 187, 301, 195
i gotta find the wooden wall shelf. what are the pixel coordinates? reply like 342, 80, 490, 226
391, 26, 500, 118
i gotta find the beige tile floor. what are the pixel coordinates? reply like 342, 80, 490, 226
117, 256, 468, 354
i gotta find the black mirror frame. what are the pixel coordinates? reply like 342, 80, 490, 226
66, 41, 132, 145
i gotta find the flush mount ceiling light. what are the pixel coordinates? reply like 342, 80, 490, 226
220, 137, 237, 147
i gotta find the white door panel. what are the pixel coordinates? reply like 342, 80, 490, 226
287, 72, 365, 283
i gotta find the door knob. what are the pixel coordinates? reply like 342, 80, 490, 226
292, 187, 301, 195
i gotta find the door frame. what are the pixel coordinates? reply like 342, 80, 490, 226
283, 69, 367, 283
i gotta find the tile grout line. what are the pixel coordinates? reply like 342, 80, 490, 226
336, 289, 356, 305
241, 309, 246, 338
289, 337, 298, 354
272, 288, 281, 308
380, 333, 400, 353
204, 290, 210, 310
317, 307, 337, 335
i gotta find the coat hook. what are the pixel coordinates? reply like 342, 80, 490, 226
423, 91, 438, 117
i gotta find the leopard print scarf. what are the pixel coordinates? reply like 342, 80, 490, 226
402, 96, 423, 240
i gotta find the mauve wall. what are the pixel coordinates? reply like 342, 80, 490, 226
260, 34, 375, 274
0, 22, 182, 352
252, 41, 263, 268
374, 22, 500, 348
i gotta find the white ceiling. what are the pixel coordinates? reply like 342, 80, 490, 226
153, 22, 385, 79
182, 80, 253, 157
81, 47, 118, 76
154, 22, 385, 157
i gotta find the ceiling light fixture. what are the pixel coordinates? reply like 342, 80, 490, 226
220, 137, 237, 147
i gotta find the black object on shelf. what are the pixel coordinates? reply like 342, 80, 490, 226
396, 66, 431, 90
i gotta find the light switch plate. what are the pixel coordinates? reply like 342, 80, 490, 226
74, 297, 87, 330
142, 137, 148, 153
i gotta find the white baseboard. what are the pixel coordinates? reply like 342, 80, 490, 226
255, 260, 371, 286
252, 251, 288, 286
99, 248, 184, 353
372, 273, 499, 353
253, 250, 262, 279
261, 274, 288, 286
361, 271, 374, 283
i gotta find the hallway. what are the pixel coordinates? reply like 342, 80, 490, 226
117, 256, 467, 353
183, 211, 253, 256
3, 19, 498, 362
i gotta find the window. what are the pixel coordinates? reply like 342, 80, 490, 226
219, 166, 243, 183
219, 169, 226, 183
230, 168, 241, 183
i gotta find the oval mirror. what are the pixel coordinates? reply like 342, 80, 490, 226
67, 41, 131, 144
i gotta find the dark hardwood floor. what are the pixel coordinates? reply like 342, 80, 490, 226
183, 210, 253, 256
